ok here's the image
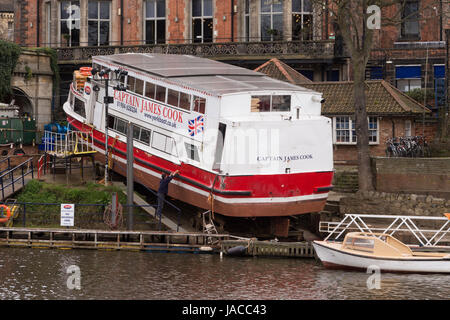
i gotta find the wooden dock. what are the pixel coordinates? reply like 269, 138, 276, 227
0, 227, 316, 258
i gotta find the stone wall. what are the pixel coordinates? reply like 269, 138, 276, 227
372, 157, 450, 199
11, 50, 54, 132
341, 191, 450, 217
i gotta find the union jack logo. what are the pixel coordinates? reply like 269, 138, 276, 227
188, 115, 204, 136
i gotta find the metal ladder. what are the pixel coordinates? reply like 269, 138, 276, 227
202, 210, 218, 244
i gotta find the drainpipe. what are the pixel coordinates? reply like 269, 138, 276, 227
439, 0, 443, 42
37, 0, 40, 46
120, 0, 124, 45
231, 0, 234, 42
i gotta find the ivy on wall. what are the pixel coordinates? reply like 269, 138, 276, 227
31, 47, 60, 98
0, 40, 21, 102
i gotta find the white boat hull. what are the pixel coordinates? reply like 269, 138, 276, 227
313, 241, 450, 273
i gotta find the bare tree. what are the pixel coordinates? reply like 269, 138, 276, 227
313, 0, 440, 191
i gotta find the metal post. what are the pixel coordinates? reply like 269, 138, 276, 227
104, 77, 109, 185
22, 203, 26, 227
126, 121, 134, 231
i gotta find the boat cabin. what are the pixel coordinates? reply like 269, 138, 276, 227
342, 232, 414, 257
68, 53, 333, 177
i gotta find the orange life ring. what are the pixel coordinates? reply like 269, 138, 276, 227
80, 67, 92, 76
0, 205, 11, 223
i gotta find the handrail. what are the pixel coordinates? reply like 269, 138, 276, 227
321, 213, 450, 247
0, 158, 34, 201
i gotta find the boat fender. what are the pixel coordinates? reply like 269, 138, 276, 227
226, 245, 247, 256
0, 205, 11, 223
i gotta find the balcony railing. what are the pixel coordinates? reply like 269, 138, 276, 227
56, 40, 341, 63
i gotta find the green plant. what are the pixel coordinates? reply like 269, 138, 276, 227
0, 40, 21, 102
404, 88, 435, 103
24, 65, 33, 81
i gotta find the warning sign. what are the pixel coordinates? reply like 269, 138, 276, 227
60, 204, 75, 227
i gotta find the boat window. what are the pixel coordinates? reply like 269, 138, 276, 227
140, 128, 151, 145
115, 118, 127, 134
251, 95, 291, 112
74, 97, 86, 118
135, 78, 144, 96
353, 238, 375, 249
185, 143, 200, 161
155, 85, 166, 103
133, 125, 140, 140
167, 89, 180, 108
272, 95, 291, 112
251, 95, 271, 112
132, 125, 151, 145
345, 237, 354, 245
145, 82, 156, 99
193, 96, 206, 114
152, 131, 177, 156
107, 115, 115, 129
127, 76, 136, 91
179, 92, 191, 111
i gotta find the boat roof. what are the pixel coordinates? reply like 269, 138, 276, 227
93, 53, 318, 97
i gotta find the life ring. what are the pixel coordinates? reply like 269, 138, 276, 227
80, 67, 92, 76
0, 205, 11, 223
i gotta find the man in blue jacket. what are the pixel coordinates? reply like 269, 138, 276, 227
155, 169, 179, 227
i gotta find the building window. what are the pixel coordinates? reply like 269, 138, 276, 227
434, 65, 445, 108
396, 65, 421, 92
369, 66, 383, 80
88, 1, 110, 46
244, 0, 250, 41
192, 0, 213, 43
46, 3, 51, 45
333, 117, 379, 144
326, 70, 339, 81
405, 120, 412, 137
145, 0, 166, 44
260, 0, 283, 41
60, 1, 80, 46
292, 0, 312, 40
401, 1, 419, 39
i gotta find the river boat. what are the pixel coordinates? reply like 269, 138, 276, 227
313, 232, 450, 273
63, 53, 334, 235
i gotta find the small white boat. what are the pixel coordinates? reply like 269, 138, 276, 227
313, 232, 450, 273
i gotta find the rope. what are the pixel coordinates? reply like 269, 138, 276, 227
103, 202, 123, 230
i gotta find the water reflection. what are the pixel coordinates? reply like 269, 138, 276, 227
0, 248, 449, 300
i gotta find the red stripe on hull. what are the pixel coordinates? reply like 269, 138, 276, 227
70, 117, 333, 217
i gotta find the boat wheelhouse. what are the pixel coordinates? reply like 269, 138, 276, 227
64, 53, 334, 236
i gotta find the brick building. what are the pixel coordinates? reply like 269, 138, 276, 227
302, 80, 432, 162
0, 0, 14, 41
11, 0, 449, 140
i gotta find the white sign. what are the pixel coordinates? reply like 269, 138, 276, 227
61, 204, 75, 227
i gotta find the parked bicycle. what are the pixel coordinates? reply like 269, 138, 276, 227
385, 136, 429, 158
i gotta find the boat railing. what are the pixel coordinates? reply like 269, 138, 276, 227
320, 213, 450, 247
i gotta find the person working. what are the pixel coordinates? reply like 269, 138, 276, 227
156, 169, 179, 226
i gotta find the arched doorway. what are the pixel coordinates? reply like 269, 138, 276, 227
11, 87, 34, 118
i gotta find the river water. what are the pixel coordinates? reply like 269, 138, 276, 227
0, 247, 449, 300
